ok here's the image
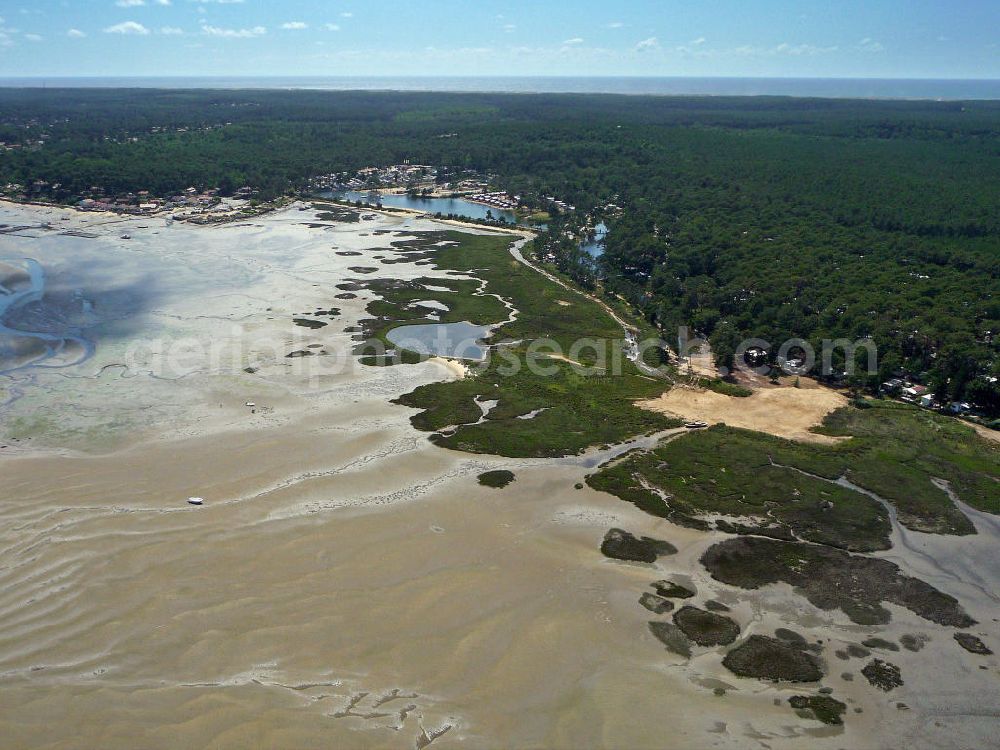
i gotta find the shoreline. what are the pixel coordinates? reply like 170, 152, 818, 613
1, 199, 997, 750
311, 194, 537, 233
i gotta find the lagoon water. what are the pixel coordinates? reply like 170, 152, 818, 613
328, 190, 517, 223
386, 320, 491, 361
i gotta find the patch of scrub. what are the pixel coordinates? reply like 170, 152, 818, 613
862, 637, 899, 652
954, 633, 992, 655
639, 593, 674, 614
788, 695, 847, 725
600, 528, 676, 563
477, 470, 515, 489
701, 536, 975, 627
651, 580, 695, 599
673, 606, 740, 646
861, 659, 903, 691
648, 621, 692, 658
900, 634, 928, 652
722, 635, 823, 683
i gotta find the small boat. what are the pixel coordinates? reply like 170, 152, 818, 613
187, 497, 205, 506
684, 421, 708, 429
120, 234, 131, 240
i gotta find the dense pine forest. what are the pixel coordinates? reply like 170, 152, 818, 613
1, 88, 997, 414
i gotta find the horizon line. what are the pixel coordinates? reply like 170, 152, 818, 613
3, 74, 999, 81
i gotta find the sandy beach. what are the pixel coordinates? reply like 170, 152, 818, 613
1, 201, 997, 750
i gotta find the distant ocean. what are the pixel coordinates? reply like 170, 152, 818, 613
1, 76, 999, 100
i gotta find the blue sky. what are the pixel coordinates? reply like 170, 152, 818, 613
0, 0, 997, 78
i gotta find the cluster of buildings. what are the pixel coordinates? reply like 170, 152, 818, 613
0, 140, 44, 152
468, 191, 519, 210
309, 165, 504, 200
542, 195, 576, 213
342, 164, 440, 193
74, 186, 259, 218
308, 164, 440, 194
2, 181, 56, 201
881, 378, 974, 415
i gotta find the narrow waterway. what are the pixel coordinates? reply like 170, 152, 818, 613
0, 257, 94, 377
771, 457, 1000, 607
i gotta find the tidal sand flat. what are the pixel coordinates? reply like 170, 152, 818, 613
0, 202, 997, 750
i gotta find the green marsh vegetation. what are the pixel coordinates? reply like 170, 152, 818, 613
587, 400, 999, 545
477, 470, 516, 489
363, 231, 682, 457
788, 695, 848, 725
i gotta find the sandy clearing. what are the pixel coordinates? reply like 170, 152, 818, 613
639, 382, 849, 444
678, 348, 719, 379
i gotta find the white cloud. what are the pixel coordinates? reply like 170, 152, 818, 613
191, 0, 245, 3
116, 0, 147, 6
858, 37, 884, 52
104, 21, 150, 35
24, 33, 42, 41
635, 36, 658, 51
607, 21, 624, 29
340, 12, 353, 18
503, 23, 516, 32
160, 26, 183, 35
562, 37, 583, 45
67, 28, 86, 38
730, 42, 839, 57
691, 36, 706, 45
324, 23, 340, 31
281, 21, 308, 30
201, 24, 266, 38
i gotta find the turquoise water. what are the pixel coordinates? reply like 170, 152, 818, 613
328, 191, 517, 224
